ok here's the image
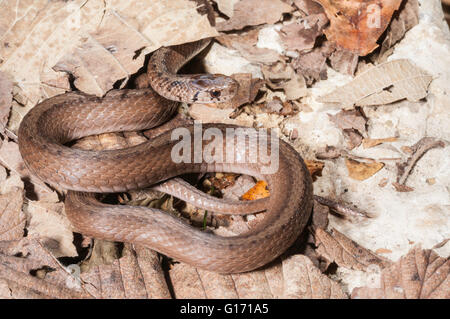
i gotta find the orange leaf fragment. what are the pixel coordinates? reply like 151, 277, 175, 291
345, 159, 384, 181
316, 0, 403, 56
242, 181, 270, 201
305, 160, 325, 179
362, 137, 398, 149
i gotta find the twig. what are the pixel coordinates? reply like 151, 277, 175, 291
313, 195, 372, 218
396, 137, 446, 185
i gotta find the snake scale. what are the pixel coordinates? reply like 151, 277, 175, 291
18, 39, 313, 273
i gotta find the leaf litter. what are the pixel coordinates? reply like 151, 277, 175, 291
0, 0, 448, 299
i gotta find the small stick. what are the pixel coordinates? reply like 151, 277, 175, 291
396, 137, 446, 185
313, 195, 372, 218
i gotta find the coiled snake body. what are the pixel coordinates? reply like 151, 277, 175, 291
18, 39, 313, 273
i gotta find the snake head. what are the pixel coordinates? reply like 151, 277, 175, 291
189, 74, 239, 103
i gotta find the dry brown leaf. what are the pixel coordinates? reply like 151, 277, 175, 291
311, 200, 330, 230
0, 0, 218, 105
378, 0, 419, 61
316, 0, 403, 56
0, 238, 90, 298
279, 13, 328, 53
262, 62, 295, 85
328, 109, 367, 149
316, 145, 342, 160
170, 261, 286, 299
213, 0, 240, 18
0, 140, 56, 200
283, 73, 308, 100
293, 0, 326, 15
216, 29, 280, 64
0, 186, 25, 241
352, 246, 449, 299
329, 48, 359, 76
315, 228, 392, 271
292, 42, 335, 84
319, 59, 433, 108
0, 71, 13, 133
328, 109, 367, 135
216, 0, 293, 31
346, 158, 384, 181
282, 254, 347, 299
343, 129, 363, 150
189, 105, 238, 125
26, 199, 77, 258
81, 244, 170, 299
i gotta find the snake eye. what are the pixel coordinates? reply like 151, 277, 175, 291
210, 90, 221, 98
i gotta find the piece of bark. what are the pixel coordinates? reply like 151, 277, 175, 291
352, 246, 449, 299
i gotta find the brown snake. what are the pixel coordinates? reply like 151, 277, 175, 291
18, 39, 313, 273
